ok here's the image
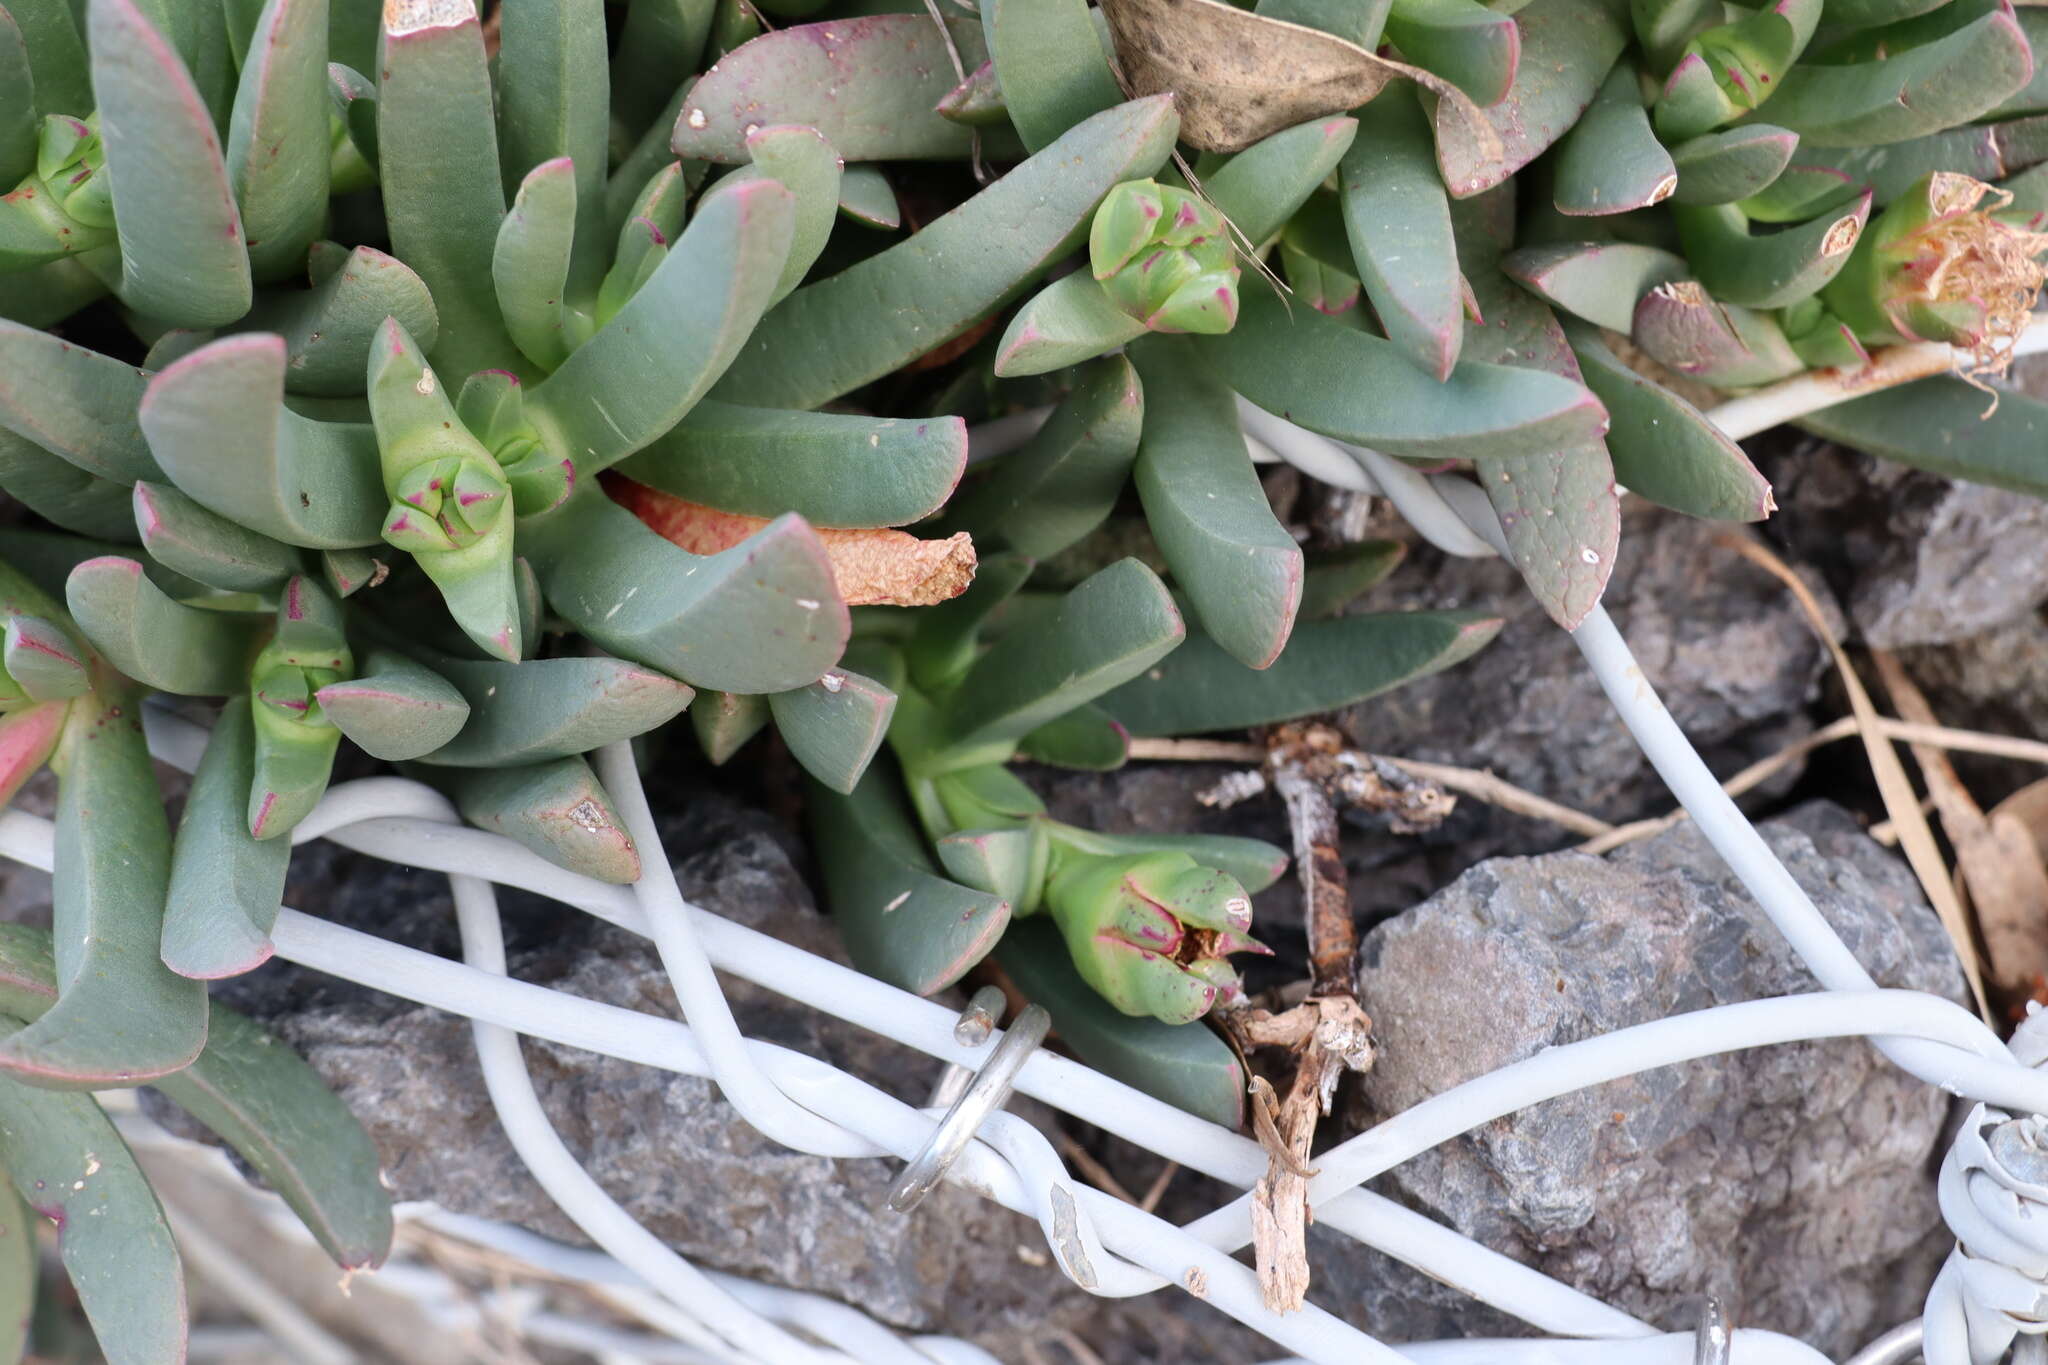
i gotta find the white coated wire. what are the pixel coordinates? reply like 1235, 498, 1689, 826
18, 324, 2048, 1362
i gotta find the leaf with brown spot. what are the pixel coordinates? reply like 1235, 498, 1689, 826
609, 477, 977, 607
1100, 0, 1502, 158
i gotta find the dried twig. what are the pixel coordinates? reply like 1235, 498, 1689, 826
1053, 1131, 1141, 1206
1217, 724, 1381, 1313
1138, 1160, 1179, 1214
1717, 533, 1992, 1018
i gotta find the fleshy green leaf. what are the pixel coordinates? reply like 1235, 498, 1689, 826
367, 318, 523, 661
710, 123, 840, 306
1668, 124, 1799, 206
0, 920, 392, 1270
314, 647, 471, 761
1431, 0, 1626, 197
1203, 284, 1610, 460
1300, 540, 1406, 619
0, 685, 207, 1086
2, 614, 87, 702
0, 1161, 31, 1365
1341, 87, 1463, 380
947, 357, 1143, 558
225, 0, 330, 284
527, 177, 794, 472
0, 701, 64, 810
522, 482, 846, 693
671, 15, 999, 163
89, 0, 252, 326
768, 665, 895, 794
1799, 114, 2048, 207
1757, 0, 2033, 147
1631, 280, 1805, 385
411, 648, 694, 768
837, 165, 899, 229
1455, 192, 1620, 629
691, 689, 769, 763
430, 756, 640, 884
0, 428, 137, 542
1200, 114, 1362, 245
1100, 609, 1503, 736
153, 1000, 393, 1269
982, 0, 1122, 152
619, 401, 966, 529
241, 243, 441, 397
992, 271, 1148, 378
1015, 704, 1128, 771
1564, 320, 1774, 521
612, 0, 714, 140
809, 759, 1010, 995
1673, 192, 1871, 307
494, 157, 581, 371
1385, 0, 1520, 105
903, 552, 1034, 696
1257, 0, 1392, 45
132, 480, 301, 592
0, 12, 35, 187
1130, 338, 1301, 670
246, 575, 349, 839
1554, 63, 1677, 216
376, 0, 516, 376
0, 1054, 184, 1362
711, 95, 1180, 411
497, 0, 609, 304
161, 695, 289, 979
64, 556, 263, 695
1631, 0, 1720, 72
940, 558, 1184, 754
1798, 378, 2048, 499
992, 114, 1354, 377
0, 253, 112, 329
0, 320, 155, 484
996, 918, 1242, 1126
138, 334, 385, 548
10, 0, 90, 118
1500, 241, 1688, 331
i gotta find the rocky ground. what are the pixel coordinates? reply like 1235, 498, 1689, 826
3, 427, 2044, 1361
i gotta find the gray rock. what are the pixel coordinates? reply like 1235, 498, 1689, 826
1324, 801, 1963, 1354
1892, 610, 2048, 807
181, 784, 1271, 1362
1759, 435, 2048, 648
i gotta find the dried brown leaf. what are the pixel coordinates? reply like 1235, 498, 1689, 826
1100, 0, 1503, 160
1872, 649, 2048, 1000
607, 477, 977, 607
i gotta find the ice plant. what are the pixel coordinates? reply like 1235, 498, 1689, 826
1089, 178, 1242, 334
4, 0, 2048, 1341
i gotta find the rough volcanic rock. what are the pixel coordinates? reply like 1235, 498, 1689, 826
1759, 435, 2048, 649
1322, 801, 1963, 1353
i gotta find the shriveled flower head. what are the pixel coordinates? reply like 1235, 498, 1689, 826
1821, 172, 2048, 380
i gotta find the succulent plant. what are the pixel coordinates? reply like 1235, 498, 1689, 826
2, 0, 2048, 1336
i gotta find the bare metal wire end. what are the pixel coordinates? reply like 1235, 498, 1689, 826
889, 1003, 1051, 1215
1696, 1296, 1732, 1365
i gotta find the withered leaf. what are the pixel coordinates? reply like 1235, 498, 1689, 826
609, 477, 977, 608
1100, 0, 1502, 163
